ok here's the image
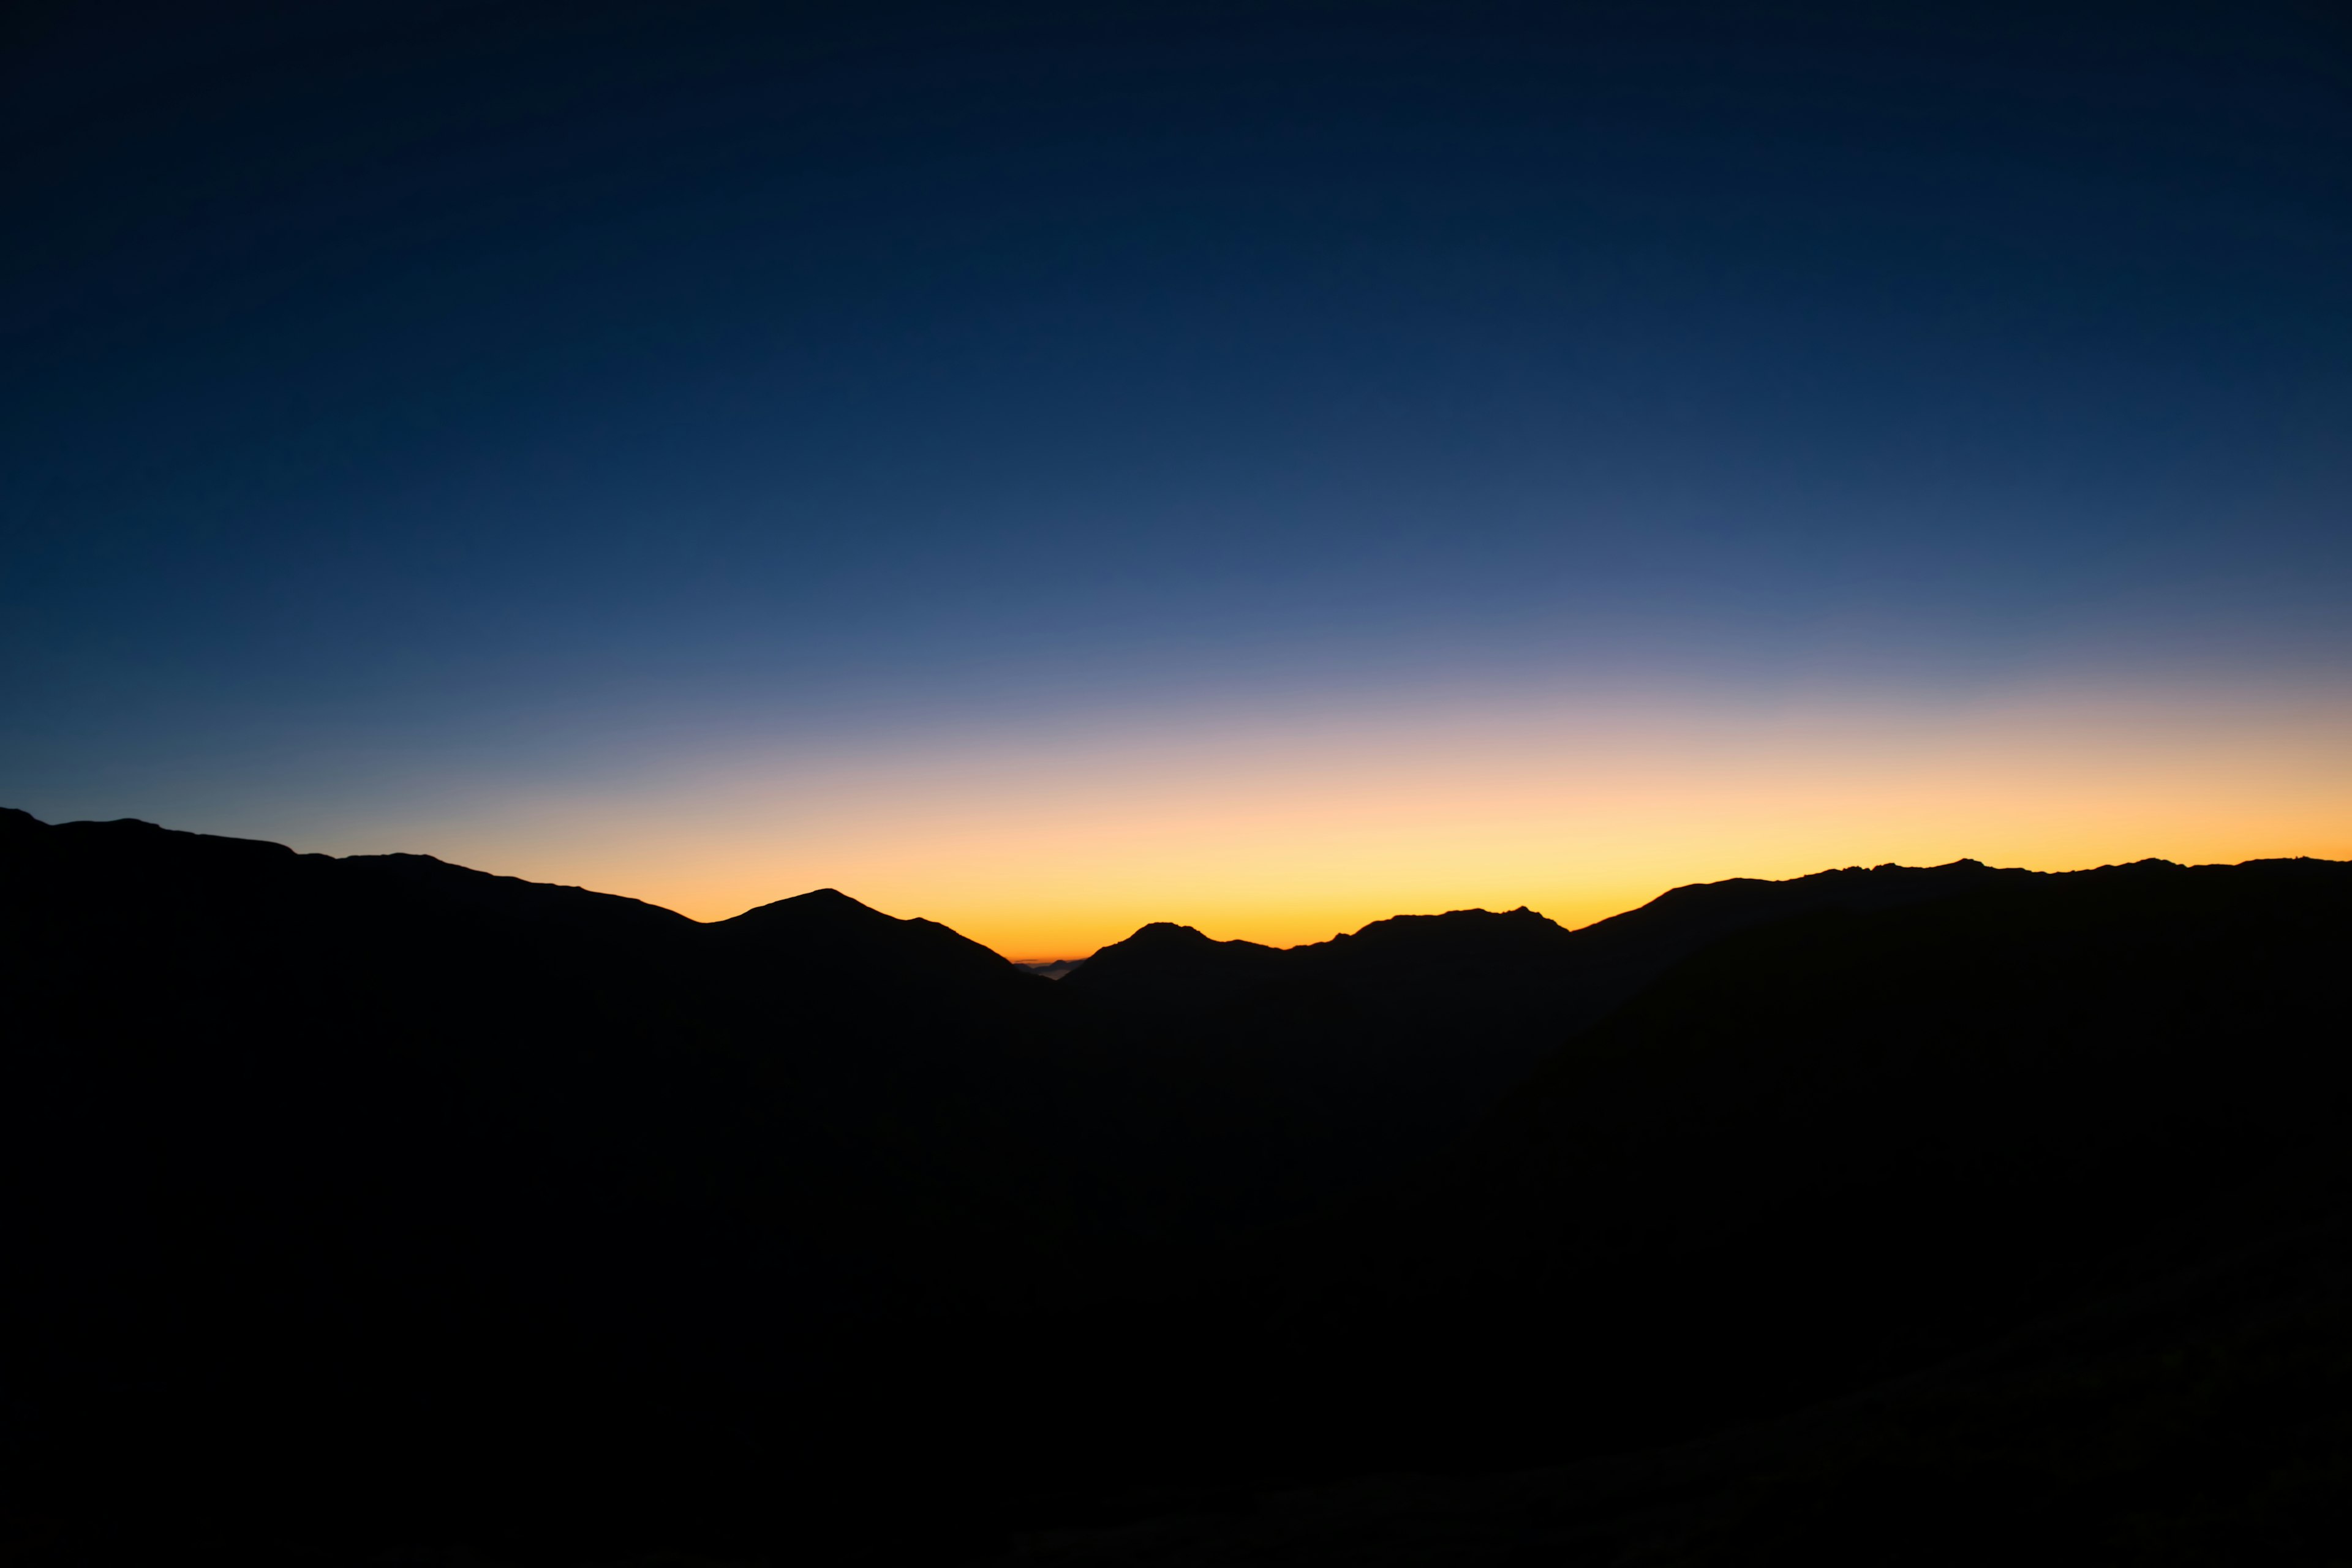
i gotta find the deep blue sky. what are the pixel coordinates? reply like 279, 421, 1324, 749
5, 1, 2349, 937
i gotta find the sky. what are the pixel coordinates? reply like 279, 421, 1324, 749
5, 0, 2348, 957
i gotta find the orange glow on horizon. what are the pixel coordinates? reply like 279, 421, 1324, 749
292, 679, 2352, 960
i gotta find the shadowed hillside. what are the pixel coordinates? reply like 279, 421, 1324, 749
1000, 858, 2352, 1564
4, 807, 2348, 1564
1057, 859, 2038, 1222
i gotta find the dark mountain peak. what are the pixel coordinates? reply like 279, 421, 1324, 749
714, 888, 967, 947
725, 886, 889, 924
1317, 905, 1570, 952
1091, 920, 1282, 959
1060, 921, 1284, 1009
710, 886, 1019, 989
333, 850, 695, 933
1122, 920, 1225, 948
49, 813, 301, 867
6, 809, 704, 941
1844, 856, 1990, 880
1266, 908, 1582, 1047
1589, 856, 2022, 938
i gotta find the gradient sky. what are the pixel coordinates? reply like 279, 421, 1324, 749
6, 0, 2349, 957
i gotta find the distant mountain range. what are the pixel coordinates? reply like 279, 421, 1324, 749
1011, 957, 1085, 979
4, 807, 2347, 1566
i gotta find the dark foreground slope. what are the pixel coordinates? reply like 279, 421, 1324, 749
1005, 858, 2352, 1564
0, 810, 1123, 1561
4, 810, 2350, 1564
1058, 859, 2032, 1221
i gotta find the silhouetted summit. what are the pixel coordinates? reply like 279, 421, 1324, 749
1061, 921, 1284, 1009
1283, 903, 1574, 1004
334, 851, 698, 934
712, 884, 1032, 992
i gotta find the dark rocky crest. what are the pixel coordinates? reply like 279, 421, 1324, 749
1060, 920, 1285, 1009
710, 885, 1031, 992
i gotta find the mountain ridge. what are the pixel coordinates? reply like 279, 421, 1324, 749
7, 805, 2350, 1564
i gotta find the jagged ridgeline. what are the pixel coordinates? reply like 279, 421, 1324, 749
4, 807, 2348, 1565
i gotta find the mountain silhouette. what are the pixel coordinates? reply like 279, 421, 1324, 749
1061, 921, 1286, 1008
1047, 861, 2040, 1231
711, 886, 1036, 993
5, 805, 2349, 1565
1003, 856, 2352, 1564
